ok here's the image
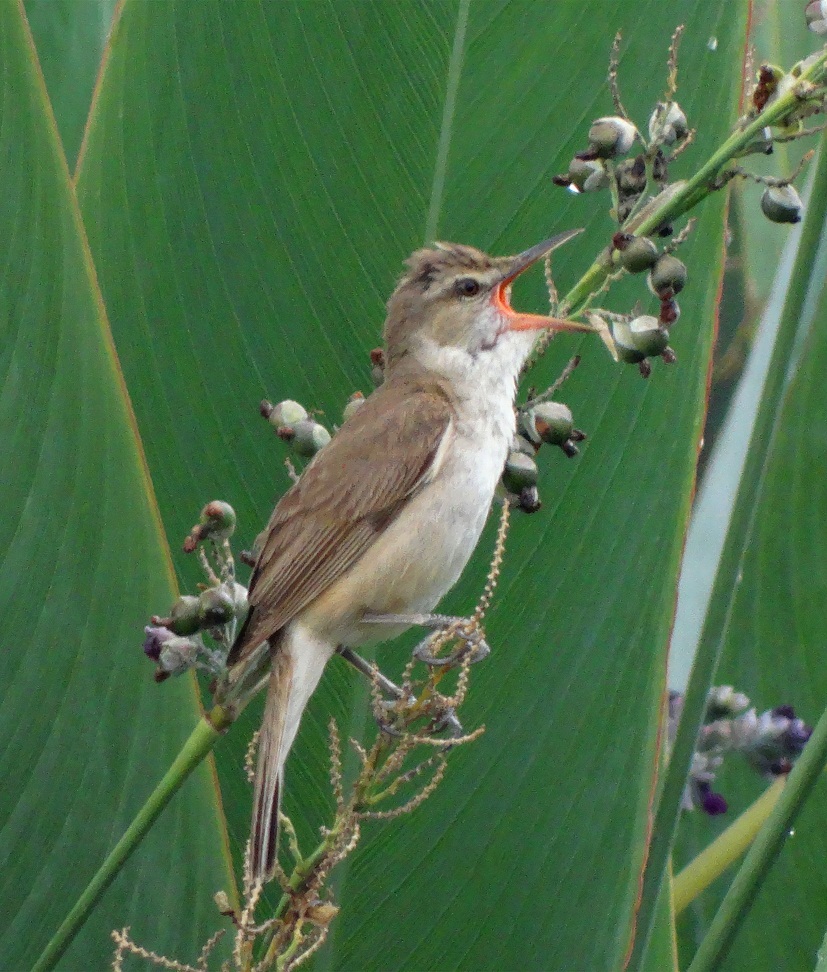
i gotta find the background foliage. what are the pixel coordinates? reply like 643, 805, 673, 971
4, 1, 826, 970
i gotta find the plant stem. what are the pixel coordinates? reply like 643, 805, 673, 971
560, 49, 827, 318
32, 707, 233, 972
687, 700, 827, 972
629, 126, 827, 972
672, 777, 785, 914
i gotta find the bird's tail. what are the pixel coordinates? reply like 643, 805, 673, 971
249, 628, 334, 883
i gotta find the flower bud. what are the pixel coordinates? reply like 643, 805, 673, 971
612, 316, 669, 363
198, 586, 237, 627
648, 102, 688, 145
200, 501, 236, 540
502, 451, 538, 493
648, 255, 687, 298
706, 685, 750, 720
618, 236, 659, 273
564, 158, 609, 192
587, 116, 637, 158
760, 184, 803, 224
143, 625, 175, 662
265, 399, 308, 428
532, 402, 575, 446
166, 595, 202, 636
343, 391, 365, 422
157, 637, 200, 677
288, 420, 332, 457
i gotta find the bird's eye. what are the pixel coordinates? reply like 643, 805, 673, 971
455, 277, 481, 297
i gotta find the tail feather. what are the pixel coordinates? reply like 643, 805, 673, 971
250, 650, 294, 881
248, 627, 336, 883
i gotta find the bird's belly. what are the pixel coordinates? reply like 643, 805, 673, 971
301, 436, 507, 648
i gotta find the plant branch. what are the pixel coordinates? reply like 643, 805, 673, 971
687, 698, 827, 972
33, 708, 233, 972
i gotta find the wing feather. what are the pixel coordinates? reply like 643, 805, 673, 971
228, 380, 454, 665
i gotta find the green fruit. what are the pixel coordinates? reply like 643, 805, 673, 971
198, 587, 236, 627
167, 595, 202, 635
290, 420, 332, 457
532, 402, 575, 445
648, 255, 687, 298
619, 237, 659, 273
587, 116, 637, 158
760, 184, 803, 224
268, 399, 308, 427
502, 451, 539, 493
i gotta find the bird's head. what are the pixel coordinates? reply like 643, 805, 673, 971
384, 231, 589, 373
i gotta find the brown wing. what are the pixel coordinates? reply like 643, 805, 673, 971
227, 379, 454, 665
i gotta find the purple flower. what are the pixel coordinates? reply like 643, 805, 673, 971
697, 781, 728, 816
143, 625, 174, 661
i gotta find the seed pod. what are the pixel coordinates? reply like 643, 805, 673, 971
502, 451, 539, 493
587, 116, 637, 158
343, 392, 365, 422
612, 316, 669, 363
198, 586, 237, 627
266, 399, 308, 428
532, 401, 575, 446
618, 236, 659, 273
569, 157, 609, 192
518, 486, 542, 514
615, 156, 647, 197
648, 102, 688, 146
167, 595, 202, 636
289, 420, 332, 457
648, 255, 687, 298
200, 500, 236, 540
760, 184, 803, 224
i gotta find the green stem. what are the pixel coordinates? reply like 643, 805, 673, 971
32, 707, 232, 972
629, 128, 827, 972
672, 777, 785, 914
560, 49, 827, 317
687, 701, 827, 972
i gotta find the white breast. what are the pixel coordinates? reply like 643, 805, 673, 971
304, 329, 535, 648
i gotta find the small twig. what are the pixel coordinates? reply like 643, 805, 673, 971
284, 457, 300, 485
523, 355, 581, 409
662, 216, 697, 255
473, 500, 510, 623
665, 25, 685, 101
609, 32, 629, 119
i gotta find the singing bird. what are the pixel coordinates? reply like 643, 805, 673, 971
228, 231, 586, 881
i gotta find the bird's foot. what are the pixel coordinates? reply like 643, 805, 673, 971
336, 646, 408, 700
362, 612, 491, 669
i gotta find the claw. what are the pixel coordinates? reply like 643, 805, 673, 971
431, 708, 465, 738
412, 629, 491, 668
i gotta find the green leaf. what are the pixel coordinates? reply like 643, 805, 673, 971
676, 139, 827, 970
0, 5, 232, 969
73, 1, 745, 968
23, 0, 118, 168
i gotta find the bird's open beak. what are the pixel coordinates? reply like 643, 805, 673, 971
494, 229, 592, 333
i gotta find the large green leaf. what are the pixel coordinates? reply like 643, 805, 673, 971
23, 0, 118, 168
74, 1, 745, 968
0, 5, 232, 969
675, 142, 827, 970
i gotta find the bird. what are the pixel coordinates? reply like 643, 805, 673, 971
227, 231, 586, 882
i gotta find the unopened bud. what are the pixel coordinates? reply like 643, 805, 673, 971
760, 184, 803, 224
706, 685, 750, 720
648, 255, 687, 299
265, 399, 308, 428
200, 501, 236, 540
649, 102, 688, 146
289, 420, 331, 457
618, 236, 659, 273
157, 636, 200, 677
198, 586, 236, 627
343, 391, 366, 422
166, 595, 202, 636
587, 116, 637, 158
612, 316, 670, 364
214, 891, 234, 917
143, 625, 175, 662
532, 402, 576, 448
557, 157, 609, 192
502, 451, 538, 493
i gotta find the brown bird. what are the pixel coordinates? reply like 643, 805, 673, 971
228, 232, 586, 881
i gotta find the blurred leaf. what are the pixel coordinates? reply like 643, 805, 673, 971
23, 0, 118, 168
74, 1, 745, 968
676, 141, 827, 970
0, 6, 232, 969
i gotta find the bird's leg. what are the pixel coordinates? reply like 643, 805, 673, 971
335, 645, 466, 739
361, 612, 491, 668
336, 646, 406, 700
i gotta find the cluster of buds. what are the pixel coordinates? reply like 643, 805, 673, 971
500, 361, 586, 513
144, 502, 248, 683
261, 398, 332, 458
669, 686, 812, 816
